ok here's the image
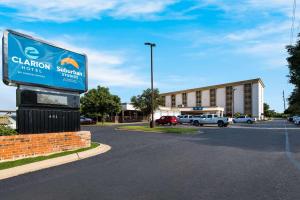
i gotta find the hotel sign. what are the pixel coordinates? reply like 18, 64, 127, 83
193, 106, 203, 111
2, 30, 88, 93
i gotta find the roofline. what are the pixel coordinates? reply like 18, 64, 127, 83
160, 78, 265, 96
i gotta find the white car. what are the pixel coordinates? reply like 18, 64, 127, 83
0, 115, 16, 130
192, 114, 232, 127
294, 117, 300, 125
177, 115, 194, 124
292, 116, 300, 123
233, 116, 257, 124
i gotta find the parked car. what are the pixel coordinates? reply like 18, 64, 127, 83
294, 117, 300, 125
155, 116, 178, 126
192, 114, 232, 127
80, 116, 96, 125
292, 116, 300, 123
177, 115, 194, 124
0, 114, 16, 129
233, 116, 257, 124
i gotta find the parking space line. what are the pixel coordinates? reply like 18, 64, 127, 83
284, 122, 300, 172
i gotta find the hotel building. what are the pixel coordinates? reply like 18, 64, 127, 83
160, 78, 265, 119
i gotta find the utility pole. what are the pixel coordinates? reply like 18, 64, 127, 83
144, 42, 156, 128
283, 90, 286, 111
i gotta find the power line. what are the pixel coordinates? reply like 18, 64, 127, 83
290, 0, 297, 45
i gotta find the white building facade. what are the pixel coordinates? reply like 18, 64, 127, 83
160, 78, 265, 119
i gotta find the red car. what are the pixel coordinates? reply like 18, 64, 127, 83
155, 116, 178, 126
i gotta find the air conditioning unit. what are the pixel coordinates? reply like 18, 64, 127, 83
178, 104, 185, 108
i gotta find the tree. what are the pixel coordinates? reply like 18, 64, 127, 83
286, 33, 300, 114
264, 103, 284, 118
131, 88, 163, 119
80, 86, 121, 123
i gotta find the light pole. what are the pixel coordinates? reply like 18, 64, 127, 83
232, 88, 236, 118
144, 42, 156, 128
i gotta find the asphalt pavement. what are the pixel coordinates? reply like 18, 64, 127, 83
0, 120, 300, 200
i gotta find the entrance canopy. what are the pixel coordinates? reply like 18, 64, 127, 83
179, 106, 224, 116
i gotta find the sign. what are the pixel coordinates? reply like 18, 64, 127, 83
2, 30, 87, 93
193, 106, 203, 111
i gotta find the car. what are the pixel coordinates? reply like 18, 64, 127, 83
0, 115, 16, 129
233, 115, 257, 124
80, 116, 96, 125
294, 117, 300, 125
155, 116, 178, 126
177, 115, 194, 124
292, 116, 300, 122
192, 114, 232, 127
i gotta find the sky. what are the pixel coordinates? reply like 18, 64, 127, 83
0, 0, 299, 112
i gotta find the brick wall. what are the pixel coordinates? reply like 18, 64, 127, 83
0, 131, 91, 162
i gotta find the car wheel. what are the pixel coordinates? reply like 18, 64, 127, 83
247, 120, 252, 124
193, 121, 200, 126
218, 121, 224, 127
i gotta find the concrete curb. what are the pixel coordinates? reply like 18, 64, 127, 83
0, 143, 111, 180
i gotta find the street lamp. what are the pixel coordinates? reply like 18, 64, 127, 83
144, 42, 156, 128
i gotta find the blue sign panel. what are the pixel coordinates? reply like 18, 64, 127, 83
2, 30, 87, 93
193, 106, 203, 111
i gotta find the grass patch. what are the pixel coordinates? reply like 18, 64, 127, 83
96, 122, 118, 126
0, 126, 17, 136
117, 126, 198, 134
0, 142, 99, 170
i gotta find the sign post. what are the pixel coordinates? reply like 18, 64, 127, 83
2, 30, 88, 134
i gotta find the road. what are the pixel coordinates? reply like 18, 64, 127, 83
0, 120, 300, 200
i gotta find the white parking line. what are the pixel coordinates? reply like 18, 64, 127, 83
284, 122, 300, 171
230, 126, 300, 130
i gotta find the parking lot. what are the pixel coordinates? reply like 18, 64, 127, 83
0, 119, 300, 200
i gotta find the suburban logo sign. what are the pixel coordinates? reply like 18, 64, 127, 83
2, 30, 87, 92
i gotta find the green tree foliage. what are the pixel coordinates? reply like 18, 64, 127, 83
286, 33, 300, 115
131, 88, 163, 118
80, 86, 121, 122
264, 103, 284, 118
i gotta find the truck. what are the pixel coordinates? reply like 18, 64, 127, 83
233, 116, 257, 124
191, 114, 232, 127
177, 115, 194, 124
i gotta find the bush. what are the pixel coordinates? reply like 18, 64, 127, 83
0, 126, 17, 136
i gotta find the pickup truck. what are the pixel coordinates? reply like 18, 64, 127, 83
192, 114, 232, 127
233, 116, 256, 124
177, 115, 194, 124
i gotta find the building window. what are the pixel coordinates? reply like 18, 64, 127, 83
171, 95, 176, 107
161, 96, 165, 106
226, 86, 233, 115
196, 91, 201, 106
182, 93, 187, 107
210, 89, 216, 107
244, 83, 252, 116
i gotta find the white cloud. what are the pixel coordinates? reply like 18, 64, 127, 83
225, 22, 290, 41
0, 0, 178, 22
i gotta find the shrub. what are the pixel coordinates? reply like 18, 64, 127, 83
0, 125, 17, 136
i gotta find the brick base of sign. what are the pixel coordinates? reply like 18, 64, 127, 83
0, 131, 91, 162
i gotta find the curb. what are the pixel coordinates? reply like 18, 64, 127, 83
0, 143, 111, 180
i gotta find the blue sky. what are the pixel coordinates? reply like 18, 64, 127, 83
0, 0, 299, 112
